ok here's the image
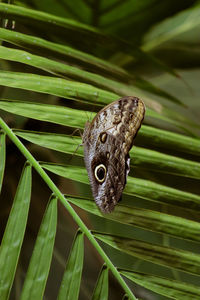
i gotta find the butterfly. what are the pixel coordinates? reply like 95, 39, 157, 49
82, 96, 145, 213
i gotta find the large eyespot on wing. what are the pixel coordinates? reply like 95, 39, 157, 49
94, 164, 107, 183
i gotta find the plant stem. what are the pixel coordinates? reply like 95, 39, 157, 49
0, 117, 137, 300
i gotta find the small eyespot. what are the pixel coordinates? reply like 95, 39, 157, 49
99, 132, 107, 143
94, 164, 106, 183
113, 114, 121, 124
130, 113, 134, 119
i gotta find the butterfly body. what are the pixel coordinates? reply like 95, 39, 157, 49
83, 96, 145, 213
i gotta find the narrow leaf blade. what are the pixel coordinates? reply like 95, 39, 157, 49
14, 130, 200, 180
95, 233, 200, 275
91, 265, 109, 300
0, 132, 6, 193
121, 270, 200, 299
41, 164, 200, 211
0, 163, 32, 300
1, 99, 200, 156
66, 197, 200, 243
57, 230, 84, 300
143, 5, 200, 51
0, 46, 179, 106
20, 196, 57, 300
0, 28, 128, 80
0, 77, 197, 132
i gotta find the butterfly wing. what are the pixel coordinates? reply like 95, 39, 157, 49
83, 96, 145, 213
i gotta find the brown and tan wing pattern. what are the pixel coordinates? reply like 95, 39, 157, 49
83, 96, 145, 213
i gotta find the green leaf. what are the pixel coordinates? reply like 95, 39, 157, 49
0, 77, 197, 133
0, 45, 182, 106
130, 146, 200, 179
0, 4, 199, 299
143, 5, 200, 51
0, 100, 87, 129
1, 99, 200, 155
0, 3, 181, 82
0, 3, 102, 38
100, 0, 158, 28
0, 46, 127, 97
0, 3, 154, 63
41, 164, 200, 211
20, 196, 57, 300
14, 130, 200, 180
121, 270, 200, 299
125, 176, 200, 211
94, 232, 200, 275
57, 229, 84, 300
145, 105, 200, 136
29, 0, 90, 20
139, 125, 200, 157
0, 71, 117, 104
15, 131, 83, 156
91, 265, 109, 300
0, 29, 184, 105
67, 197, 200, 243
0, 28, 128, 79
0, 132, 6, 193
0, 163, 32, 300
0, 72, 161, 114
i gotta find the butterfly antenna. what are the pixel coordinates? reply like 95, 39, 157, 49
70, 128, 83, 139
67, 129, 83, 163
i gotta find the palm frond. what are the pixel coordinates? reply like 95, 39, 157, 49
0, 1, 200, 299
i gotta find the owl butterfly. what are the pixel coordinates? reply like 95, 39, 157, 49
82, 96, 145, 213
